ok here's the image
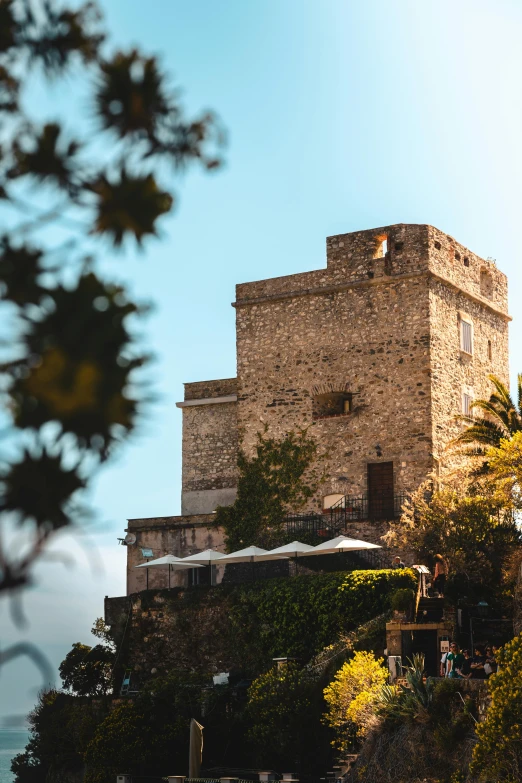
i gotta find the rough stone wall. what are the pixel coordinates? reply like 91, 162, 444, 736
234, 225, 434, 510
429, 281, 509, 464
426, 226, 508, 312
425, 227, 509, 465
161, 223, 508, 559
180, 377, 238, 514
181, 403, 238, 493
125, 515, 226, 594
184, 377, 237, 401
232, 223, 509, 509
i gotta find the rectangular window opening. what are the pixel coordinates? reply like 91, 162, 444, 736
462, 392, 473, 418
460, 318, 473, 355
313, 392, 352, 420
488, 340, 492, 361
374, 235, 388, 259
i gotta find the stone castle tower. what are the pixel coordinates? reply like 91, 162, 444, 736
123, 223, 509, 593
178, 223, 509, 517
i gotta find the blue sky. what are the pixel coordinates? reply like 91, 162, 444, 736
2, 0, 522, 720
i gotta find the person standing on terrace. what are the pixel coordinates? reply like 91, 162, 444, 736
433, 554, 447, 597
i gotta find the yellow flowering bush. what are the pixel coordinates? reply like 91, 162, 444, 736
323, 650, 388, 749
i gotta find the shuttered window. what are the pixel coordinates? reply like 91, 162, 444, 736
462, 392, 473, 417
460, 319, 473, 354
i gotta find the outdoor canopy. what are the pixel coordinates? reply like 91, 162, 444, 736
134, 553, 203, 589
300, 535, 382, 556
261, 540, 316, 558
218, 545, 289, 563
180, 549, 225, 565
135, 554, 203, 569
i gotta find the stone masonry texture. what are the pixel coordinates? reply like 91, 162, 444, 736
234, 224, 508, 505
122, 224, 509, 594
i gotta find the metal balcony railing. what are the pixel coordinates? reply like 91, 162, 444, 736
327, 491, 408, 522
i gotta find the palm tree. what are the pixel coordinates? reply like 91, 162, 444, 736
452, 373, 522, 453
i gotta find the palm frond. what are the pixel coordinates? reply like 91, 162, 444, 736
452, 417, 506, 447
487, 374, 514, 409
471, 399, 511, 431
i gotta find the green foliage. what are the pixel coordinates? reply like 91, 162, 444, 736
229, 569, 417, 667
245, 663, 328, 772
0, 0, 224, 594
388, 484, 521, 609
390, 588, 415, 613
471, 633, 522, 781
352, 671, 479, 783
13, 569, 415, 782
452, 373, 522, 454
377, 654, 434, 725
84, 700, 186, 783
214, 429, 323, 551
11, 689, 101, 783
59, 642, 115, 696
487, 431, 522, 512
323, 651, 388, 747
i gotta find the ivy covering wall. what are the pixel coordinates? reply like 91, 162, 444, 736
111, 569, 418, 679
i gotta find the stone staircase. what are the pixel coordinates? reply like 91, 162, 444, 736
416, 596, 445, 623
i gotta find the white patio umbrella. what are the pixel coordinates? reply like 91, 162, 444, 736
219, 545, 289, 563
181, 548, 225, 586
135, 554, 203, 589
262, 540, 316, 574
219, 545, 288, 579
264, 540, 316, 557
180, 549, 225, 566
300, 535, 382, 556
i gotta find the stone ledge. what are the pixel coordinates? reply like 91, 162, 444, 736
233, 269, 511, 321
176, 395, 237, 408
127, 514, 218, 532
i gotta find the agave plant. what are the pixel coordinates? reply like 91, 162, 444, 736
403, 653, 434, 719
452, 374, 522, 454
378, 654, 434, 724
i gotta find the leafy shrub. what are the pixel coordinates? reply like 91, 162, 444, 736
471, 633, 522, 781
390, 588, 415, 613
11, 689, 102, 783
214, 429, 323, 551
245, 663, 330, 773
229, 569, 417, 666
378, 654, 433, 725
323, 651, 388, 748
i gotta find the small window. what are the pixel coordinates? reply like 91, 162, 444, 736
313, 392, 352, 420
455, 251, 461, 261
463, 256, 470, 267
488, 340, 492, 361
462, 391, 473, 417
374, 235, 388, 258
460, 318, 473, 355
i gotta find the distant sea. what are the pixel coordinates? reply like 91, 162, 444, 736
0, 729, 30, 783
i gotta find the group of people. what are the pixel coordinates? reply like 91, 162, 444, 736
441, 642, 499, 679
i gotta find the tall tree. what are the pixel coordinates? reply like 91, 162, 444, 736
0, 0, 225, 597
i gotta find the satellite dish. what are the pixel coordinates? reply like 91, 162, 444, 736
124, 533, 137, 546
